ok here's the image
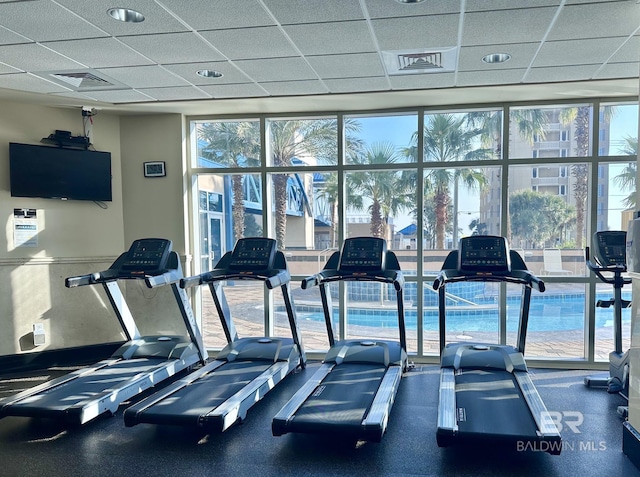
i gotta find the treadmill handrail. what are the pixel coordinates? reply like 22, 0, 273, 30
180, 268, 290, 289
302, 269, 404, 291
434, 268, 544, 293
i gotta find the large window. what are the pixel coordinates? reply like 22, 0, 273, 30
189, 99, 638, 364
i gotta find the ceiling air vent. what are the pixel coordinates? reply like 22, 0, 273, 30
382, 47, 458, 76
33, 69, 128, 91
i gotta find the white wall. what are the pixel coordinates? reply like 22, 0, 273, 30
0, 99, 126, 355
119, 114, 190, 335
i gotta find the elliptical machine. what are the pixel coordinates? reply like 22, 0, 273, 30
584, 230, 630, 418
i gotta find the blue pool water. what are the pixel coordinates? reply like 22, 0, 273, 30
297, 292, 632, 333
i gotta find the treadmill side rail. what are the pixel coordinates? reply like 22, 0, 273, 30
361, 365, 403, 442
436, 367, 458, 446
203, 360, 297, 432
513, 370, 562, 439
272, 363, 334, 436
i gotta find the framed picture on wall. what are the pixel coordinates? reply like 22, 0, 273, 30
143, 161, 166, 177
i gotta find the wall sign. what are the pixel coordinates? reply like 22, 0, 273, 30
14, 208, 37, 247
144, 161, 166, 177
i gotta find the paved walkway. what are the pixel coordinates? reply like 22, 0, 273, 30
200, 282, 628, 361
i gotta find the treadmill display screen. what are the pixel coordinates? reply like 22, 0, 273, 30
228, 238, 277, 271
338, 237, 386, 271
121, 238, 172, 272
593, 231, 626, 267
458, 236, 510, 273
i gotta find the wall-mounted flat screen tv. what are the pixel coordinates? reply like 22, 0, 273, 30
9, 142, 112, 201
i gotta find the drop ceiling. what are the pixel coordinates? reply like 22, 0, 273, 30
0, 0, 638, 115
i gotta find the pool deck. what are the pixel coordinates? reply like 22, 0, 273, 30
200, 282, 628, 362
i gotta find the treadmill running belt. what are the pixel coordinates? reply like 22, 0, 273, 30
132, 360, 274, 426
288, 363, 386, 433
455, 369, 538, 438
5, 358, 168, 415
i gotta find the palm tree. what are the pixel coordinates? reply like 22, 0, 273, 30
614, 136, 638, 209
197, 121, 260, 242
316, 173, 363, 247
559, 105, 617, 248
348, 142, 413, 238
269, 118, 362, 249
405, 114, 492, 249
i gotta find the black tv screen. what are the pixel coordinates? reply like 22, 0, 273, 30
9, 142, 112, 201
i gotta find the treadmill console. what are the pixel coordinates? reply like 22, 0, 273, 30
228, 237, 277, 271
338, 237, 386, 272
458, 235, 510, 273
121, 238, 172, 273
593, 230, 626, 267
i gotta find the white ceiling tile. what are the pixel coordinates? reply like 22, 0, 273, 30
199, 27, 298, 61
609, 36, 640, 64
0, 0, 107, 41
119, 32, 225, 64
459, 43, 541, 71
0, 72, 72, 93
0, 25, 32, 45
534, 38, 630, 68
163, 62, 253, 85
365, 0, 460, 18
306, 53, 385, 79
463, 8, 558, 46
525, 64, 601, 83
159, 0, 275, 30
283, 21, 377, 55
261, 0, 364, 24
594, 62, 640, 80
0, 63, 20, 74
0, 43, 85, 71
137, 86, 211, 101
77, 88, 157, 103
42, 38, 154, 68
371, 15, 460, 51
389, 72, 455, 90
197, 83, 268, 99
56, 0, 189, 36
324, 76, 390, 94
548, 2, 640, 41
456, 69, 527, 87
465, 0, 560, 11
261, 80, 329, 96
96, 65, 190, 88
233, 57, 318, 82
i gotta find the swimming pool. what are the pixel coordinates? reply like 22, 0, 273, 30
296, 292, 632, 333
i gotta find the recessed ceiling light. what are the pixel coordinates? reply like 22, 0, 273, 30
395, 0, 426, 3
107, 8, 145, 23
482, 53, 512, 64
196, 70, 224, 79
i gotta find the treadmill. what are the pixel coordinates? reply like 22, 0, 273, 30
583, 230, 630, 417
433, 235, 562, 454
0, 238, 208, 426
272, 236, 407, 443
123, 237, 306, 432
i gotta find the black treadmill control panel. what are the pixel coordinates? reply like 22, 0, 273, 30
338, 237, 386, 271
458, 235, 510, 273
121, 238, 172, 272
593, 231, 626, 267
228, 237, 277, 271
